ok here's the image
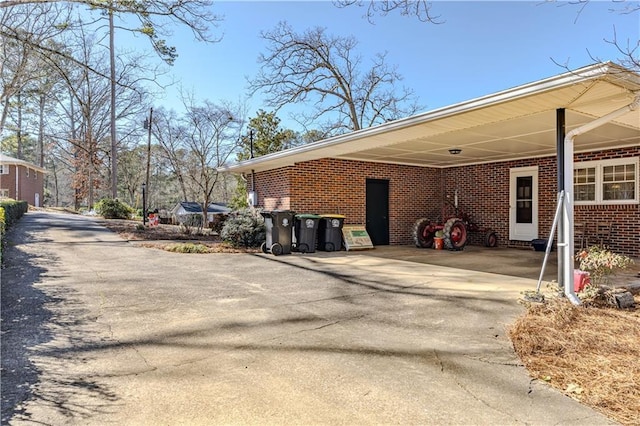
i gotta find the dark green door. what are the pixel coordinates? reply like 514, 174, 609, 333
366, 179, 389, 245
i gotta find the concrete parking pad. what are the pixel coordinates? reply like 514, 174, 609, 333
1, 211, 614, 425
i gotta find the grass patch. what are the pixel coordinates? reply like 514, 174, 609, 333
164, 243, 212, 254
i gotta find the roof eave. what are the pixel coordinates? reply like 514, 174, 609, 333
218, 62, 638, 174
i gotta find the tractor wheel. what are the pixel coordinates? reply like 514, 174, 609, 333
484, 230, 498, 248
443, 218, 468, 251
412, 218, 436, 248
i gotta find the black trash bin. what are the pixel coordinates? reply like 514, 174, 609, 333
260, 210, 295, 255
317, 214, 345, 252
293, 214, 321, 253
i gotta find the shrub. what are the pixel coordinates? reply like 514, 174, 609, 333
576, 245, 634, 286
0, 199, 28, 264
209, 214, 227, 234
0, 207, 5, 237
180, 214, 204, 235
95, 198, 134, 219
220, 208, 265, 248
0, 199, 28, 229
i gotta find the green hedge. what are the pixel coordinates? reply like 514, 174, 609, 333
0, 199, 28, 234
1, 199, 28, 262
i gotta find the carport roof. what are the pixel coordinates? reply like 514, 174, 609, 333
219, 62, 640, 174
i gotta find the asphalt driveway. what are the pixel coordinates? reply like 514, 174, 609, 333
1, 211, 613, 425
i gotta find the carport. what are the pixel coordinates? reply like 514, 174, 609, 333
220, 62, 640, 302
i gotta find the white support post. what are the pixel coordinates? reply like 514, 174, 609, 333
559, 93, 639, 305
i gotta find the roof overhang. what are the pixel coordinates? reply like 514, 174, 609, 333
219, 62, 640, 174
0, 154, 47, 173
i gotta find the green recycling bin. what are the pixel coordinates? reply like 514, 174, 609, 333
260, 210, 295, 255
293, 214, 321, 253
317, 214, 345, 252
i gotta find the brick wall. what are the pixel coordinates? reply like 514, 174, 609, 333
439, 146, 639, 257
254, 167, 293, 210
0, 164, 44, 206
256, 158, 438, 245
253, 147, 639, 257
573, 146, 639, 258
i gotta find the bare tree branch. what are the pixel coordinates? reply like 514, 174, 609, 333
0, 1, 222, 66
551, 1, 639, 72
332, 0, 443, 24
249, 22, 421, 135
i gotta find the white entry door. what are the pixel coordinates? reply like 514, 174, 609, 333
509, 166, 538, 241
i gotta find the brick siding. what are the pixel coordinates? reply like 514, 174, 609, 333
254, 167, 293, 210
289, 158, 439, 245
253, 147, 639, 257
0, 164, 44, 206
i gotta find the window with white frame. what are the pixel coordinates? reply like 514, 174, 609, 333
574, 157, 638, 204
0, 189, 9, 198
0, 165, 8, 174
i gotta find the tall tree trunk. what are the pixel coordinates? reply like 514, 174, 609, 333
0, 97, 9, 135
109, 7, 118, 198
38, 93, 45, 167
178, 173, 188, 202
16, 91, 23, 159
70, 89, 80, 211
51, 159, 59, 207
87, 129, 95, 208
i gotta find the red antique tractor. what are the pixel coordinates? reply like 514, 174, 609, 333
412, 194, 498, 251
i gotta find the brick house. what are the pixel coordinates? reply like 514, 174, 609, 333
220, 63, 640, 259
0, 154, 46, 207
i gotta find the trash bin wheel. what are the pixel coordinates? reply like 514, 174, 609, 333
325, 242, 335, 252
298, 243, 309, 254
271, 243, 284, 256
260, 242, 269, 254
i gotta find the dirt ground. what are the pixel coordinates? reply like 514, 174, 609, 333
102, 218, 640, 425
99, 218, 258, 253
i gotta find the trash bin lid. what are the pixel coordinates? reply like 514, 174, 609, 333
262, 210, 295, 217
319, 214, 345, 218
296, 213, 321, 219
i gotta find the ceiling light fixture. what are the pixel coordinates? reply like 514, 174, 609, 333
448, 148, 462, 155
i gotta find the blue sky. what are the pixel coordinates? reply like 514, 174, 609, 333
133, 1, 640, 131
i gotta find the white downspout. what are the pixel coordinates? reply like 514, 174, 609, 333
560, 93, 640, 305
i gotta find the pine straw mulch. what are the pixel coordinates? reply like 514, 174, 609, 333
509, 288, 640, 426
